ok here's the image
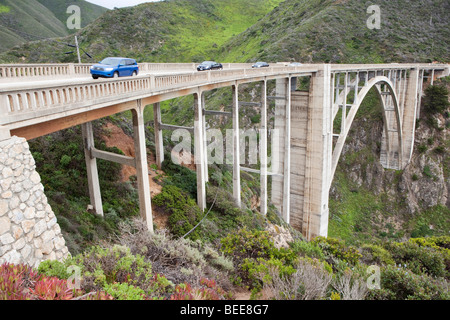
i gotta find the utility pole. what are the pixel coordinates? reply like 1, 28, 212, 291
74, 36, 81, 64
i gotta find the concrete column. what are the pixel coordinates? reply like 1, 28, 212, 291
282, 77, 291, 224
201, 93, 209, 182
132, 101, 153, 232
232, 84, 241, 207
402, 67, 419, 167
260, 80, 268, 215
194, 93, 207, 211
271, 78, 288, 217
81, 122, 103, 216
302, 64, 332, 240
153, 102, 164, 169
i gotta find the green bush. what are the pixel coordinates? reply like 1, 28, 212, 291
104, 282, 146, 300
312, 237, 362, 266
360, 244, 395, 266
37, 260, 70, 279
423, 84, 450, 115
161, 159, 197, 198
153, 185, 203, 240
220, 227, 297, 287
289, 239, 326, 261
66, 245, 157, 293
368, 264, 449, 300
383, 241, 447, 278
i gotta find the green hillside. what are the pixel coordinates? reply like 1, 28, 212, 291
218, 0, 450, 63
1, 0, 448, 63
0, 0, 283, 63
0, 0, 107, 53
36, 0, 107, 31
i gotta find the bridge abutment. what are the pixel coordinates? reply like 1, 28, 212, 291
0, 136, 69, 267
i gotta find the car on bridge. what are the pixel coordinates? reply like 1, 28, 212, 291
90, 57, 139, 79
288, 62, 303, 67
252, 61, 269, 68
196, 61, 223, 71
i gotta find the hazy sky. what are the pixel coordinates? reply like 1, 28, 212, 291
85, 0, 160, 10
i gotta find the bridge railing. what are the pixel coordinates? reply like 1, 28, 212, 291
0, 62, 257, 80
0, 64, 91, 79
0, 65, 309, 126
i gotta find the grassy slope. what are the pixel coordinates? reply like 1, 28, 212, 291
0, 0, 68, 52
36, 0, 108, 31
0, 0, 283, 63
218, 0, 450, 63
0, 0, 107, 53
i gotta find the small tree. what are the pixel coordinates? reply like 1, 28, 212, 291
423, 84, 450, 115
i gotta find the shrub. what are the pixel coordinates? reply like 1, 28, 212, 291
383, 241, 447, 278
331, 268, 368, 300
220, 227, 298, 287
170, 278, 231, 300
66, 245, 158, 294
289, 239, 326, 260
360, 244, 395, 266
116, 219, 234, 292
161, 159, 197, 198
104, 282, 146, 300
153, 185, 203, 240
38, 260, 70, 279
312, 237, 362, 266
368, 265, 450, 300
258, 258, 332, 300
0, 262, 111, 300
423, 84, 450, 115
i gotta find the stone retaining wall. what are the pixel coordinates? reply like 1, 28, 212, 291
0, 136, 69, 268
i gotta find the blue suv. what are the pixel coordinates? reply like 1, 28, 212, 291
90, 57, 139, 79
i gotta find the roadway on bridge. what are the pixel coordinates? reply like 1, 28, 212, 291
0, 68, 235, 90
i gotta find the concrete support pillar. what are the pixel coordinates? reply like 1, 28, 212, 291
260, 80, 268, 215
153, 102, 164, 169
232, 84, 241, 207
402, 67, 419, 167
201, 93, 209, 183
132, 101, 153, 232
282, 77, 292, 223
302, 64, 332, 240
271, 78, 289, 219
81, 122, 103, 216
194, 93, 207, 211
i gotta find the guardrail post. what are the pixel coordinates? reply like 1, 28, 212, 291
68, 63, 75, 75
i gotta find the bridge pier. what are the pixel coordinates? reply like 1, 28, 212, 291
232, 84, 241, 208
271, 65, 332, 240
82, 101, 154, 232
153, 102, 164, 170
82, 122, 103, 216
194, 93, 207, 212
259, 80, 268, 215
132, 101, 154, 232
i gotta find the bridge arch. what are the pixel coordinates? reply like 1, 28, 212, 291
330, 75, 403, 186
